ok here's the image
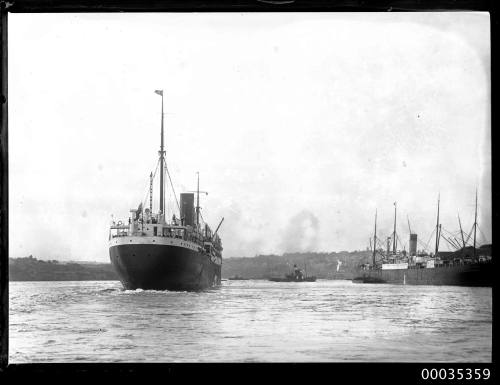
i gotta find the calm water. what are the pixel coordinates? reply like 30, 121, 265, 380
9, 280, 491, 362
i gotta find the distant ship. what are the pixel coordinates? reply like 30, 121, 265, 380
109, 90, 223, 291
352, 194, 492, 287
269, 264, 317, 282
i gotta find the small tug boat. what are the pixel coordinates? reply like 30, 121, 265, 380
269, 264, 317, 282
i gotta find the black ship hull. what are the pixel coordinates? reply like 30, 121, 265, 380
110, 243, 221, 291
352, 263, 492, 287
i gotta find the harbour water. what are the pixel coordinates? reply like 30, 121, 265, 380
9, 280, 491, 362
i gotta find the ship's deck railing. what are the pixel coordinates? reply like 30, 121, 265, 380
109, 223, 222, 251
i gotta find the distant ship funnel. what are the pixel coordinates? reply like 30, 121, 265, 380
409, 234, 417, 256
180, 193, 195, 226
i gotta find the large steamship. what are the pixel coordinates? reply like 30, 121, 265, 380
352, 194, 492, 287
109, 90, 223, 291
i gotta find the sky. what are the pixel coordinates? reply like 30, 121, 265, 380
8, 12, 491, 262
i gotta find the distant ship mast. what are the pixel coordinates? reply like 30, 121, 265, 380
473, 189, 478, 260
372, 209, 377, 266
434, 194, 441, 257
188, 171, 208, 230
458, 213, 466, 249
392, 202, 397, 254
196, 172, 201, 227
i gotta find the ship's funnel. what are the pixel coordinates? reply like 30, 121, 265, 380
180, 193, 195, 226
409, 234, 417, 256
386, 237, 391, 255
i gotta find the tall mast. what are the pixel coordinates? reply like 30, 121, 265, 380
155, 90, 165, 217
458, 213, 466, 249
434, 194, 440, 257
196, 172, 200, 227
438, 224, 442, 250
393, 202, 397, 254
473, 188, 478, 259
149, 172, 153, 213
373, 209, 377, 266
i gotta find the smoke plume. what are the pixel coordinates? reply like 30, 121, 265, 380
280, 210, 320, 253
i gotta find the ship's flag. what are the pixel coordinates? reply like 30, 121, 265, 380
155, 90, 163, 96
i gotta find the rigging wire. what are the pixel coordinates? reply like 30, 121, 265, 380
164, 160, 181, 214
375, 226, 436, 254
416, 240, 430, 253
424, 228, 436, 251
440, 227, 466, 249
199, 209, 205, 227
441, 234, 460, 250
395, 233, 405, 250
477, 226, 488, 245
465, 224, 474, 245
441, 227, 458, 239
375, 239, 385, 251
440, 235, 454, 249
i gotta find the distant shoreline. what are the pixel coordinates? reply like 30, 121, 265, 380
9, 256, 119, 282
10, 279, 120, 282
10, 251, 372, 281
